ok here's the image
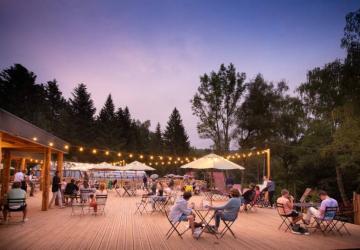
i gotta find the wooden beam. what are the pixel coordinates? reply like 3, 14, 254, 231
40, 164, 44, 191
265, 149, 271, 178
41, 148, 51, 211
0, 149, 11, 200
0, 132, 2, 187
20, 158, 26, 172
57, 152, 64, 178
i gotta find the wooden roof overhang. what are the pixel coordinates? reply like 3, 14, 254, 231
0, 108, 69, 156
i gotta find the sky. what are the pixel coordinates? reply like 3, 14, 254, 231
0, 0, 358, 149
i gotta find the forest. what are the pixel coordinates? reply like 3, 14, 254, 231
1, 9, 359, 205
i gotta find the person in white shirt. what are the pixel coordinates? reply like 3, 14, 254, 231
14, 170, 25, 182
29, 170, 36, 196
169, 192, 196, 236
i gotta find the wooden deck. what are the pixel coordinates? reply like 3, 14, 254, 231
0, 190, 359, 250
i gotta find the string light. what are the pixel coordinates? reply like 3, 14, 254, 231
129, 154, 133, 158
105, 151, 109, 156
49, 142, 54, 147
92, 149, 97, 154
32, 137, 38, 141
79, 147, 84, 152
159, 156, 163, 160
64, 145, 69, 150
140, 155, 144, 159
150, 156, 154, 160
117, 152, 122, 157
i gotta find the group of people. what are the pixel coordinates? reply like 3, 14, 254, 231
276, 189, 338, 235
169, 188, 242, 238
48, 171, 108, 213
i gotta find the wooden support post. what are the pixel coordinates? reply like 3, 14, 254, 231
0, 150, 11, 201
0, 132, 2, 191
57, 152, 63, 178
265, 149, 271, 178
41, 148, 51, 211
20, 158, 26, 172
354, 192, 360, 225
40, 164, 44, 191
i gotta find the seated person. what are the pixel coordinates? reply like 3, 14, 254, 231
304, 190, 338, 224
208, 188, 242, 232
151, 181, 166, 209
168, 177, 175, 190
276, 189, 304, 225
169, 192, 196, 237
80, 181, 95, 203
95, 183, 107, 195
89, 194, 97, 213
2, 182, 28, 222
64, 179, 79, 204
242, 184, 256, 210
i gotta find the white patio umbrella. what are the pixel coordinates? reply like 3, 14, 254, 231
180, 153, 245, 170
122, 161, 155, 171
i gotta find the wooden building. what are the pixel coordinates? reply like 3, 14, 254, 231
0, 108, 69, 211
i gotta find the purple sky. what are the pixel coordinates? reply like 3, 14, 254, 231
0, 0, 358, 149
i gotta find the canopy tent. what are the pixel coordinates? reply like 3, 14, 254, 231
180, 153, 245, 170
122, 161, 155, 171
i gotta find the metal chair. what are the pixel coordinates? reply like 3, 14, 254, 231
216, 209, 240, 239
311, 206, 338, 235
276, 203, 293, 232
164, 210, 190, 239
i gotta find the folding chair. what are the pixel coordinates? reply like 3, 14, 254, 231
216, 209, 240, 239
5, 198, 27, 223
164, 210, 190, 239
311, 206, 338, 235
114, 187, 122, 197
332, 214, 351, 236
96, 194, 107, 215
135, 196, 150, 215
71, 194, 85, 216
276, 203, 293, 232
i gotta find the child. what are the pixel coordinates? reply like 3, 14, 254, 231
89, 194, 97, 213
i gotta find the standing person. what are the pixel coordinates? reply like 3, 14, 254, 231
61, 178, 67, 203
143, 174, 148, 190
225, 175, 234, 190
267, 177, 276, 208
29, 170, 36, 196
48, 171, 63, 208
14, 169, 27, 192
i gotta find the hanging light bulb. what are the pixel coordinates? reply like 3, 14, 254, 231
129, 154, 133, 158
117, 152, 122, 157
32, 137, 38, 141
140, 155, 144, 159
64, 145, 69, 150
92, 149, 97, 154
49, 142, 54, 147
150, 155, 154, 160
105, 151, 109, 156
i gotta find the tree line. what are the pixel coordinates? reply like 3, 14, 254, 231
1, 9, 359, 204
190, 9, 360, 205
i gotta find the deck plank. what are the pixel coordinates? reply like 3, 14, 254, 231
0, 190, 359, 250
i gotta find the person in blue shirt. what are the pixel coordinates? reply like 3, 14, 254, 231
208, 188, 242, 231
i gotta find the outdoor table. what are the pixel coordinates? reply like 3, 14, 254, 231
293, 202, 320, 209
193, 206, 217, 239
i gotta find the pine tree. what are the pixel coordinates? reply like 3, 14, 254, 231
68, 83, 96, 145
163, 108, 190, 155
150, 122, 164, 153
0, 64, 47, 126
96, 94, 117, 148
44, 79, 68, 136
